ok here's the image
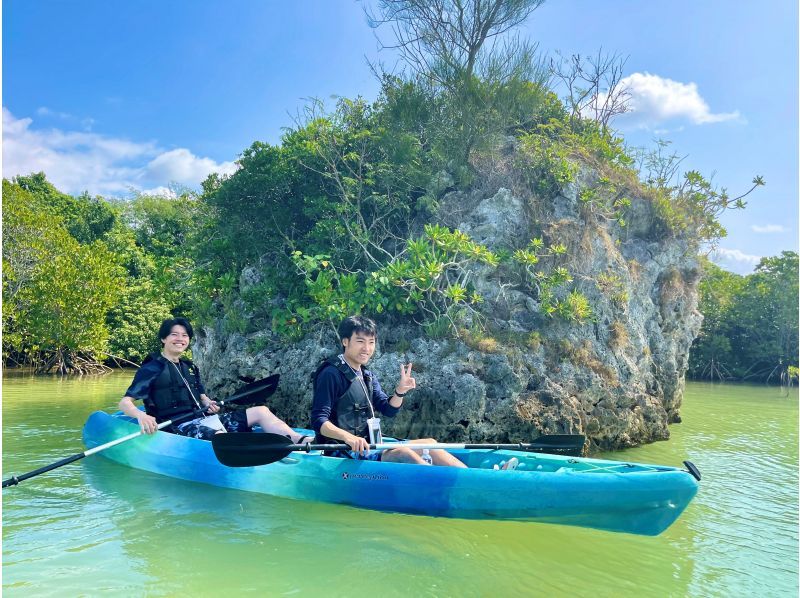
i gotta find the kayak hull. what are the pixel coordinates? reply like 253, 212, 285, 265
82, 411, 698, 535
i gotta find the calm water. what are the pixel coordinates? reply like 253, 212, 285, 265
2, 373, 798, 597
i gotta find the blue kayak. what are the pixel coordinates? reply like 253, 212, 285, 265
82, 410, 699, 536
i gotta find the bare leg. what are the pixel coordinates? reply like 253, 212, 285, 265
430, 448, 468, 468
245, 406, 308, 444
380, 446, 427, 464
383, 438, 467, 468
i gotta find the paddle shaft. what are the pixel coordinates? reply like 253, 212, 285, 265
211, 431, 586, 466
280, 441, 579, 452
3, 417, 185, 488
2, 373, 281, 488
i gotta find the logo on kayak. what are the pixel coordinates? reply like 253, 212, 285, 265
341, 471, 388, 481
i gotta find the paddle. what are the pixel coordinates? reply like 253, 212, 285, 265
216, 373, 280, 408
212, 432, 586, 467
1, 411, 201, 489
2, 374, 281, 489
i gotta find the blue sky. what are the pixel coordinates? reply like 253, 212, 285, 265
3, 0, 797, 274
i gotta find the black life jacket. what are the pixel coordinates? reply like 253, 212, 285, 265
144, 354, 203, 423
313, 356, 374, 439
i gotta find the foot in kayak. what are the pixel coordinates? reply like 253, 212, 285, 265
494, 457, 520, 471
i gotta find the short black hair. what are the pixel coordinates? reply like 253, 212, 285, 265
338, 315, 377, 343
158, 317, 194, 342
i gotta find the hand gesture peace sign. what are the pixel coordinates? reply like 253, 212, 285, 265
395, 362, 416, 395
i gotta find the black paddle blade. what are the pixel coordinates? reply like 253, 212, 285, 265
212, 432, 294, 467
527, 434, 585, 456
683, 460, 701, 481
224, 374, 280, 407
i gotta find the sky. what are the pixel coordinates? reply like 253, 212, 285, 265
3, 0, 797, 274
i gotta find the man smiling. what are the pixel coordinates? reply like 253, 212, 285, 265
311, 315, 466, 467
119, 317, 311, 445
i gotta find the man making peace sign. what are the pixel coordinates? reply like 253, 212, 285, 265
310, 315, 466, 467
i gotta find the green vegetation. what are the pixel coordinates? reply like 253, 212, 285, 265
195, 73, 596, 339
2, 178, 197, 372
3, 180, 123, 372
688, 253, 799, 383
3, 0, 775, 375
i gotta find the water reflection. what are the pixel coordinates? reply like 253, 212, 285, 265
73, 448, 699, 597
3, 375, 797, 597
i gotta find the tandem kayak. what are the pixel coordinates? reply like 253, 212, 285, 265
82, 410, 699, 536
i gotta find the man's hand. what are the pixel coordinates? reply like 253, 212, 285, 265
201, 394, 219, 413
137, 412, 158, 434
344, 433, 370, 456
395, 362, 416, 395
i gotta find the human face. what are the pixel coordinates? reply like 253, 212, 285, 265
342, 332, 376, 369
162, 325, 191, 358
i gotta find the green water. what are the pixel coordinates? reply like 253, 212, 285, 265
2, 373, 798, 597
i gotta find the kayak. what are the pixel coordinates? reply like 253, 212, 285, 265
82, 410, 699, 536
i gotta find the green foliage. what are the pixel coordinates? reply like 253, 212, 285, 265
384, 224, 498, 322
565, 119, 634, 169
596, 271, 629, 306
557, 289, 593, 323
526, 331, 542, 351
516, 123, 578, 196
3, 180, 124, 370
515, 119, 760, 249
122, 193, 199, 259
105, 279, 174, 364
275, 225, 500, 336
23, 243, 122, 349
515, 117, 635, 198
512, 238, 592, 323
369, 0, 549, 165
200, 91, 432, 284
3, 176, 199, 369
689, 253, 799, 382
578, 177, 631, 227
14, 172, 117, 244
101, 206, 200, 361
117, 192, 201, 319
373, 69, 558, 185
199, 140, 319, 275
292, 96, 426, 263
2, 180, 68, 356
637, 142, 765, 246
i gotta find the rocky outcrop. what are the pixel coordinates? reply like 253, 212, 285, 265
195, 152, 702, 451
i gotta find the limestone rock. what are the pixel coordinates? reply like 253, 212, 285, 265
195, 149, 702, 451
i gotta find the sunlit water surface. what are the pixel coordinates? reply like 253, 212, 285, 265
2, 372, 797, 596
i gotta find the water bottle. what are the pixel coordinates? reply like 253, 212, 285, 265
421, 449, 433, 465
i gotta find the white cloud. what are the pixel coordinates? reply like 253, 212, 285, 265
139, 186, 178, 198
37, 106, 70, 119
2, 107, 237, 196
617, 72, 741, 130
144, 148, 237, 187
36, 106, 96, 131
709, 247, 762, 275
751, 224, 786, 234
